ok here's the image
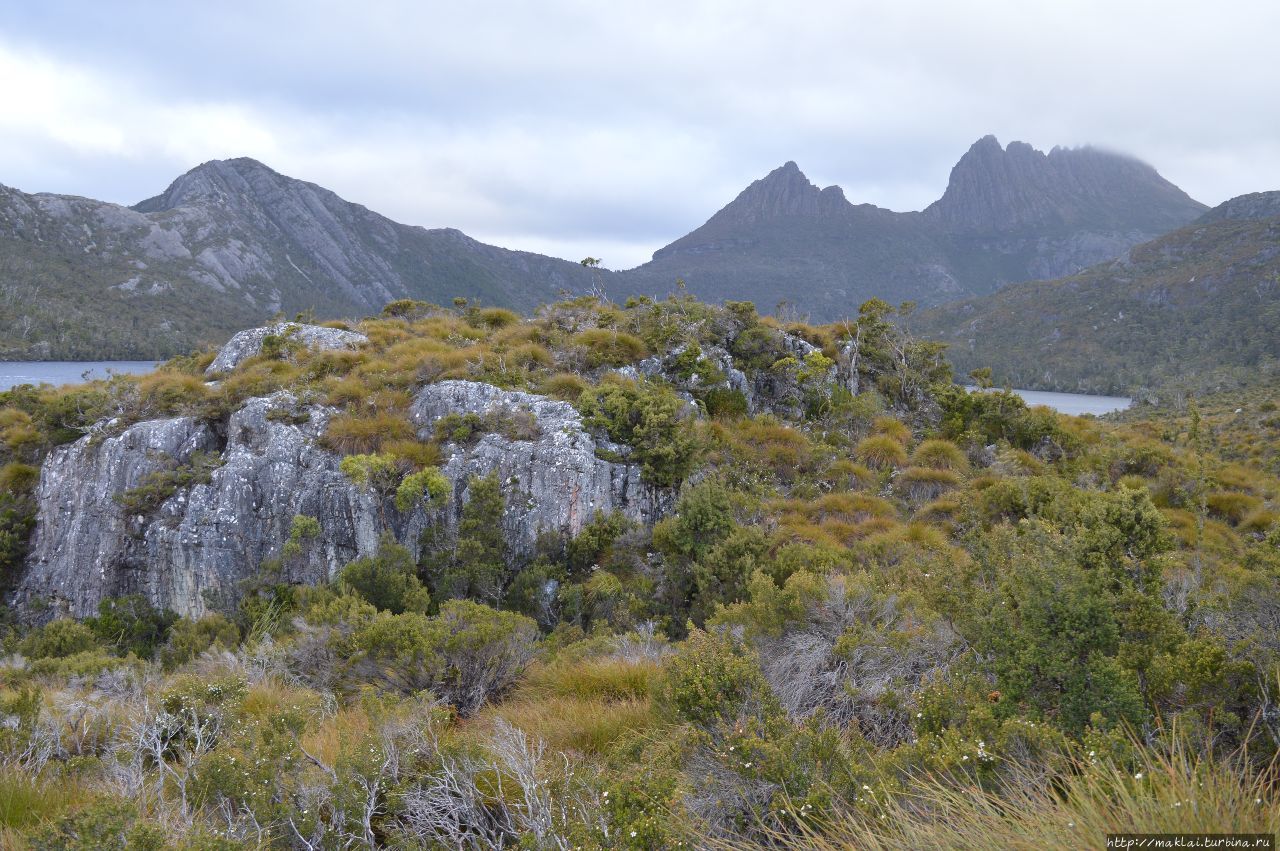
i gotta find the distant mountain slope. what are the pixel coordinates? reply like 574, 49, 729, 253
914, 192, 1280, 397
0, 158, 598, 360
619, 137, 1206, 319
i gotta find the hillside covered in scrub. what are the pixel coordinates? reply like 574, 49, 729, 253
915, 191, 1280, 398
0, 293, 1276, 847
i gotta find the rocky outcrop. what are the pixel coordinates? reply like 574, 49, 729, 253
206, 322, 369, 374
17, 393, 383, 619
410, 381, 668, 550
16, 381, 671, 619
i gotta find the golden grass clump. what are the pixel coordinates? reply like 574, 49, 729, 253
1205, 491, 1264, 525
824, 459, 877, 491
871, 415, 912, 446
538, 372, 588, 402
322, 411, 415, 454
474, 307, 522, 329
909, 439, 969, 473
743, 735, 1280, 851
895, 466, 962, 502
855, 434, 909, 470
573, 328, 650, 367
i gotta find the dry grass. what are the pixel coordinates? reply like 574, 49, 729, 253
725, 737, 1280, 850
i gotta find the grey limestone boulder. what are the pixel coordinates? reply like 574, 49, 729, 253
206, 322, 368, 375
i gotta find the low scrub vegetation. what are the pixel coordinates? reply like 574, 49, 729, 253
0, 292, 1276, 847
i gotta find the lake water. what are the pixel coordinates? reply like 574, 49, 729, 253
968, 386, 1132, 416
0, 361, 161, 391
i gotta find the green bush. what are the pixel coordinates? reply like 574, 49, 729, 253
29, 798, 166, 851
424, 473, 509, 604
578, 377, 698, 487
655, 627, 778, 730
85, 595, 177, 659
20, 618, 98, 659
339, 536, 431, 614
161, 613, 241, 670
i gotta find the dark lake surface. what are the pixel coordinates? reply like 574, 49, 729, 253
0, 361, 161, 391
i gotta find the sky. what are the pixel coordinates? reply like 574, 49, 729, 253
2, 1, 1278, 270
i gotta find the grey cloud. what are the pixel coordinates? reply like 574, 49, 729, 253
3, 0, 1279, 270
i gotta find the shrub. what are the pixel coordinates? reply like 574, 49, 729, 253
28, 798, 166, 851
0, 492, 35, 582
19, 619, 98, 659
85, 595, 177, 658
161, 613, 240, 669
702, 386, 749, 419
394, 467, 451, 512
655, 628, 778, 730
339, 537, 432, 614
424, 473, 509, 604
578, 377, 698, 487
337, 600, 538, 713
427, 600, 540, 715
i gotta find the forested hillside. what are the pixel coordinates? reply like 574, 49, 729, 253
916, 191, 1280, 398
0, 294, 1275, 847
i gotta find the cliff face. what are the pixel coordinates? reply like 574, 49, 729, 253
16, 378, 669, 619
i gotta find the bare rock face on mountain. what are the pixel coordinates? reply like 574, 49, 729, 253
922, 136, 1204, 235
0, 159, 598, 360
15, 380, 670, 619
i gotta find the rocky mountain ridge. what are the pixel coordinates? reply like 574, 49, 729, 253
0, 137, 1206, 359
0, 159, 599, 360
625, 137, 1206, 317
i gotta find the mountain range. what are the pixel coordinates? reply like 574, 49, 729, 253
0, 136, 1211, 361
619, 137, 1205, 315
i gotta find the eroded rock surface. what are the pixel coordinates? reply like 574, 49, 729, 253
206, 322, 368, 374
17, 381, 671, 619
410, 381, 668, 554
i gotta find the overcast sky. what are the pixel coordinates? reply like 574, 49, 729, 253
2, 1, 1278, 269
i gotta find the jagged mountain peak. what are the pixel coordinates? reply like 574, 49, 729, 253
925, 135, 1205, 233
